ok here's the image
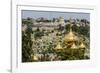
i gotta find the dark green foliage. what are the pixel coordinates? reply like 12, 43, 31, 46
22, 20, 33, 62
79, 25, 90, 38
34, 28, 44, 39
72, 24, 79, 32
65, 24, 70, 32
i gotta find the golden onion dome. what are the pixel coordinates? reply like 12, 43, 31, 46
64, 30, 78, 42
54, 42, 63, 50
71, 43, 78, 49
79, 42, 86, 49
33, 55, 38, 61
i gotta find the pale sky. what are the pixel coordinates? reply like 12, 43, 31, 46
22, 10, 90, 21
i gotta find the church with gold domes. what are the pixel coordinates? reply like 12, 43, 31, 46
54, 19, 88, 60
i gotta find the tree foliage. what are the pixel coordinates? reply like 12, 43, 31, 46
22, 18, 33, 62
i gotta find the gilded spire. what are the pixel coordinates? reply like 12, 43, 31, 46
69, 18, 73, 32
71, 43, 77, 49
55, 42, 63, 50
79, 42, 86, 49
70, 24, 72, 32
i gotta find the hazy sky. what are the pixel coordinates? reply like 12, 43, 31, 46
22, 10, 90, 21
